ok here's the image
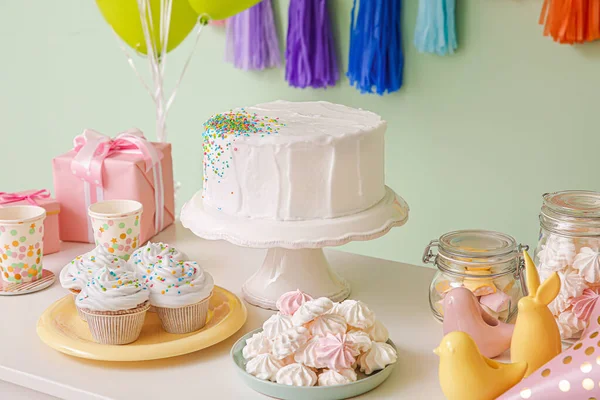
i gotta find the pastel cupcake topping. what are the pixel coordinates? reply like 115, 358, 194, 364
76, 260, 148, 312
60, 245, 120, 291
131, 242, 187, 279
146, 258, 214, 308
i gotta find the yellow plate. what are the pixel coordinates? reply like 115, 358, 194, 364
36, 286, 247, 361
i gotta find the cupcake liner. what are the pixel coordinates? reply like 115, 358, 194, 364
69, 289, 86, 322
155, 294, 211, 334
81, 301, 150, 345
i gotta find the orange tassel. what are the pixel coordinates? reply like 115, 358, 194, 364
539, 0, 600, 44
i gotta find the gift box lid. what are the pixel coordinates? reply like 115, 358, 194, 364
0, 189, 60, 214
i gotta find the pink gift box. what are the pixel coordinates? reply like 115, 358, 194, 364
0, 189, 61, 255
52, 129, 175, 245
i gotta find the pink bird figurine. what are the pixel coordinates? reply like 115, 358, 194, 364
443, 287, 515, 358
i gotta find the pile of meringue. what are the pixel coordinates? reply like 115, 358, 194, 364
242, 290, 397, 387
537, 234, 600, 339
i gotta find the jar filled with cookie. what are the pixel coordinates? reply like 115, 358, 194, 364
424, 230, 527, 323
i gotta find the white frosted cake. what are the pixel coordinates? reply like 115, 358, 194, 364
202, 101, 386, 221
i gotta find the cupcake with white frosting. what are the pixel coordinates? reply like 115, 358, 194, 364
60, 245, 120, 294
131, 242, 187, 281
60, 245, 121, 320
147, 258, 214, 334
77, 260, 149, 345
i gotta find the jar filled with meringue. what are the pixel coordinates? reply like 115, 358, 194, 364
535, 190, 600, 341
424, 230, 527, 323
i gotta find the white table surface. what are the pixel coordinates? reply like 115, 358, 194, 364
0, 223, 444, 400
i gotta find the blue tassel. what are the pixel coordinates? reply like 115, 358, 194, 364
347, 0, 403, 95
414, 0, 457, 56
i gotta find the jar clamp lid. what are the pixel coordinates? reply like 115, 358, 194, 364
541, 190, 600, 236
423, 230, 528, 288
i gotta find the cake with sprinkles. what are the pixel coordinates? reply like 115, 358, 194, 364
202, 101, 386, 221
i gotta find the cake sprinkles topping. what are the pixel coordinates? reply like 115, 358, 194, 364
202, 109, 285, 183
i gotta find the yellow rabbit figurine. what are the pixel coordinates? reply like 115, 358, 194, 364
510, 250, 562, 377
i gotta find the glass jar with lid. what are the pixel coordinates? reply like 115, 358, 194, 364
534, 190, 600, 341
424, 229, 527, 323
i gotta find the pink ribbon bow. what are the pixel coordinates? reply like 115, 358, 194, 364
71, 129, 162, 187
0, 189, 51, 206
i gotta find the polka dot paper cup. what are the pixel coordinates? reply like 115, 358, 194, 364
0, 205, 46, 284
88, 200, 142, 261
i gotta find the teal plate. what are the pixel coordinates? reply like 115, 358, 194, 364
231, 328, 397, 400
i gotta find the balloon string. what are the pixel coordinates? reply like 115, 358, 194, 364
115, 34, 154, 100
166, 20, 205, 112
113, 0, 202, 143
138, 0, 167, 142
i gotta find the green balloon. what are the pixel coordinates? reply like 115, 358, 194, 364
187, 0, 261, 21
96, 0, 198, 55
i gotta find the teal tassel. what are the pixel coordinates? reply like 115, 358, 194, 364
414, 0, 457, 56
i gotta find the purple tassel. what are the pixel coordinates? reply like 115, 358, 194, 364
285, 0, 339, 89
225, 0, 281, 70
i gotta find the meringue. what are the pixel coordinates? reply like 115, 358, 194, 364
548, 295, 570, 316
315, 333, 356, 371
60, 245, 121, 291
335, 300, 376, 330
346, 330, 373, 355
364, 319, 389, 342
357, 341, 397, 375
573, 247, 600, 283
76, 260, 149, 312
263, 313, 294, 339
294, 337, 325, 369
537, 235, 576, 271
272, 327, 310, 359
307, 314, 347, 337
246, 353, 284, 381
131, 242, 187, 280
557, 268, 587, 299
276, 290, 313, 316
291, 297, 334, 326
275, 363, 317, 387
242, 331, 272, 360
570, 288, 600, 322
540, 268, 584, 316
556, 310, 587, 340
317, 368, 357, 386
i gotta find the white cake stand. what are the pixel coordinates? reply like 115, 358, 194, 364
181, 186, 409, 310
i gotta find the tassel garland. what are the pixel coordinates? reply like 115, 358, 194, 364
225, 0, 281, 70
347, 0, 403, 95
539, 0, 600, 44
414, 0, 457, 55
285, 0, 339, 89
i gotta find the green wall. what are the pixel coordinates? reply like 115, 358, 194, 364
1, 1, 598, 266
